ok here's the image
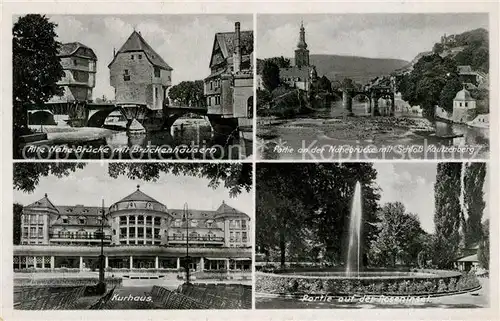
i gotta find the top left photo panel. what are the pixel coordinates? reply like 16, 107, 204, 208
12, 14, 254, 160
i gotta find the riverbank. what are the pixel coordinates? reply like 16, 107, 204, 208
29, 125, 117, 144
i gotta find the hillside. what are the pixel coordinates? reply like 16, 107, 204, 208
293, 54, 409, 85
395, 28, 489, 74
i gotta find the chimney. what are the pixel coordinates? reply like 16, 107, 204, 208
233, 22, 241, 73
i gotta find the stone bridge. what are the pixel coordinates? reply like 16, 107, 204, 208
338, 85, 395, 116
27, 102, 208, 130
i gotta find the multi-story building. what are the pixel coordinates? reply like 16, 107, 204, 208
14, 186, 251, 272
48, 42, 97, 103
109, 30, 173, 111
204, 22, 254, 157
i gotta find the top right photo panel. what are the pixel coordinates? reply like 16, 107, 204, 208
256, 13, 490, 160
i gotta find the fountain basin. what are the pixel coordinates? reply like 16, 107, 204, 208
255, 269, 480, 297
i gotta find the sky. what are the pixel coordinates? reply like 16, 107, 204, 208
43, 14, 252, 100
258, 13, 489, 61
13, 163, 253, 218
373, 163, 490, 234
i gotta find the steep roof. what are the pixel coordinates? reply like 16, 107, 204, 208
109, 30, 172, 70
454, 88, 475, 101
58, 42, 97, 60
215, 201, 247, 217
210, 30, 253, 68
25, 194, 58, 212
117, 186, 163, 204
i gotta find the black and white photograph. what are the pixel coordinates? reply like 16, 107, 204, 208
256, 14, 490, 160
13, 14, 254, 160
13, 163, 253, 309
255, 162, 490, 309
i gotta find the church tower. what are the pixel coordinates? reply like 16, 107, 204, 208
295, 21, 310, 68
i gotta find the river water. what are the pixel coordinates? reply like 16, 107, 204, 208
257, 102, 489, 160
24, 118, 243, 160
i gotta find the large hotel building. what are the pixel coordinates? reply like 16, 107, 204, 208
14, 186, 251, 272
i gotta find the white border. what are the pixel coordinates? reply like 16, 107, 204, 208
2, 1, 499, 321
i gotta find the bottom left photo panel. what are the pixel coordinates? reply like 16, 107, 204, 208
12, 162, 253, 310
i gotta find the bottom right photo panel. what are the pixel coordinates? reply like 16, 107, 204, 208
255, 162, 489, 309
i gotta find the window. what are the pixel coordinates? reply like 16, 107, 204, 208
242, 231, 247, 242
154, 228, 160, 238
128, 202, 135, 208
38, 227, 43, 238
138, 54, 142, 59
230, 231, 234, 241
62, 217, 68, 224
113, 229, 116, 235
23, 227, 28, 237
154, 217, 160, 225
147, 202, 153, 209
146, 216, 152, 224
154, 87, 158, 99
137, 215, 144, 224
123, 69, 130, 81
154, 67, 160, 78
120, 227, 126, 237
210, 81, 213, 90
73, 59, 78, 65
79, 217, 86, 225
242, 220, 247, 229
206, 220, 213, 228
459, 102, 462, 107
131, 54, 134, 60
146, 227, 152, 238
207, 97, 211, 106
465, 102, 468, 107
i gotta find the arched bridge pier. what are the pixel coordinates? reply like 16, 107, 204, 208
341, 86, 395, 117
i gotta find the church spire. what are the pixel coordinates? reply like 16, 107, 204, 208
297, 20, 307, 50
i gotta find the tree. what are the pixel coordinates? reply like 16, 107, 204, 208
265, 56, 291, 68
13, 203, 23, 245
107, 163, 251, 197
477, 219, 489, 269
256, 163, 380, 268
369, 202, 425, 267
317, 76, 332, 92
261, 60, 280, 92
13, 15, 65, 149
433, 163, 462, 268
439, 75, 463, 112
463, 163, 486, 248
13, 163, 251, 197
167, 80, 206, 107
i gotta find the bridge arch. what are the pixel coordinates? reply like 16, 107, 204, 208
87, 108, 121, 128
28, 110, 56, 126
351, 92, 372, 115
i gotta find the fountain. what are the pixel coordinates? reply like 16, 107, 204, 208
346, 181, 362, 277
255, 181, 481, 299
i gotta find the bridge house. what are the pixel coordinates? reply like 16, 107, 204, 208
49, 42, 97, 103
14, 186, 251, 272
109, 30, 173, 111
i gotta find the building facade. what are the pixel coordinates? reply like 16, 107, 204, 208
279, 22, 316, 91
48, 42, 97, 103
204, 22, 253, 121
453, 87, 477, 123
109, 31, 173, 111
14, 186, 251, 272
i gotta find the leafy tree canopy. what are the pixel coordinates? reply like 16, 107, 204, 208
13, 163, 251, 197
168, 80, 206, 107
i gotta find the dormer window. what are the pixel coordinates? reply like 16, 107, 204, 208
128, 202, 135, 208
147, 202, 153, 209
79, 217, 86, 225
62, 216, 69, 224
